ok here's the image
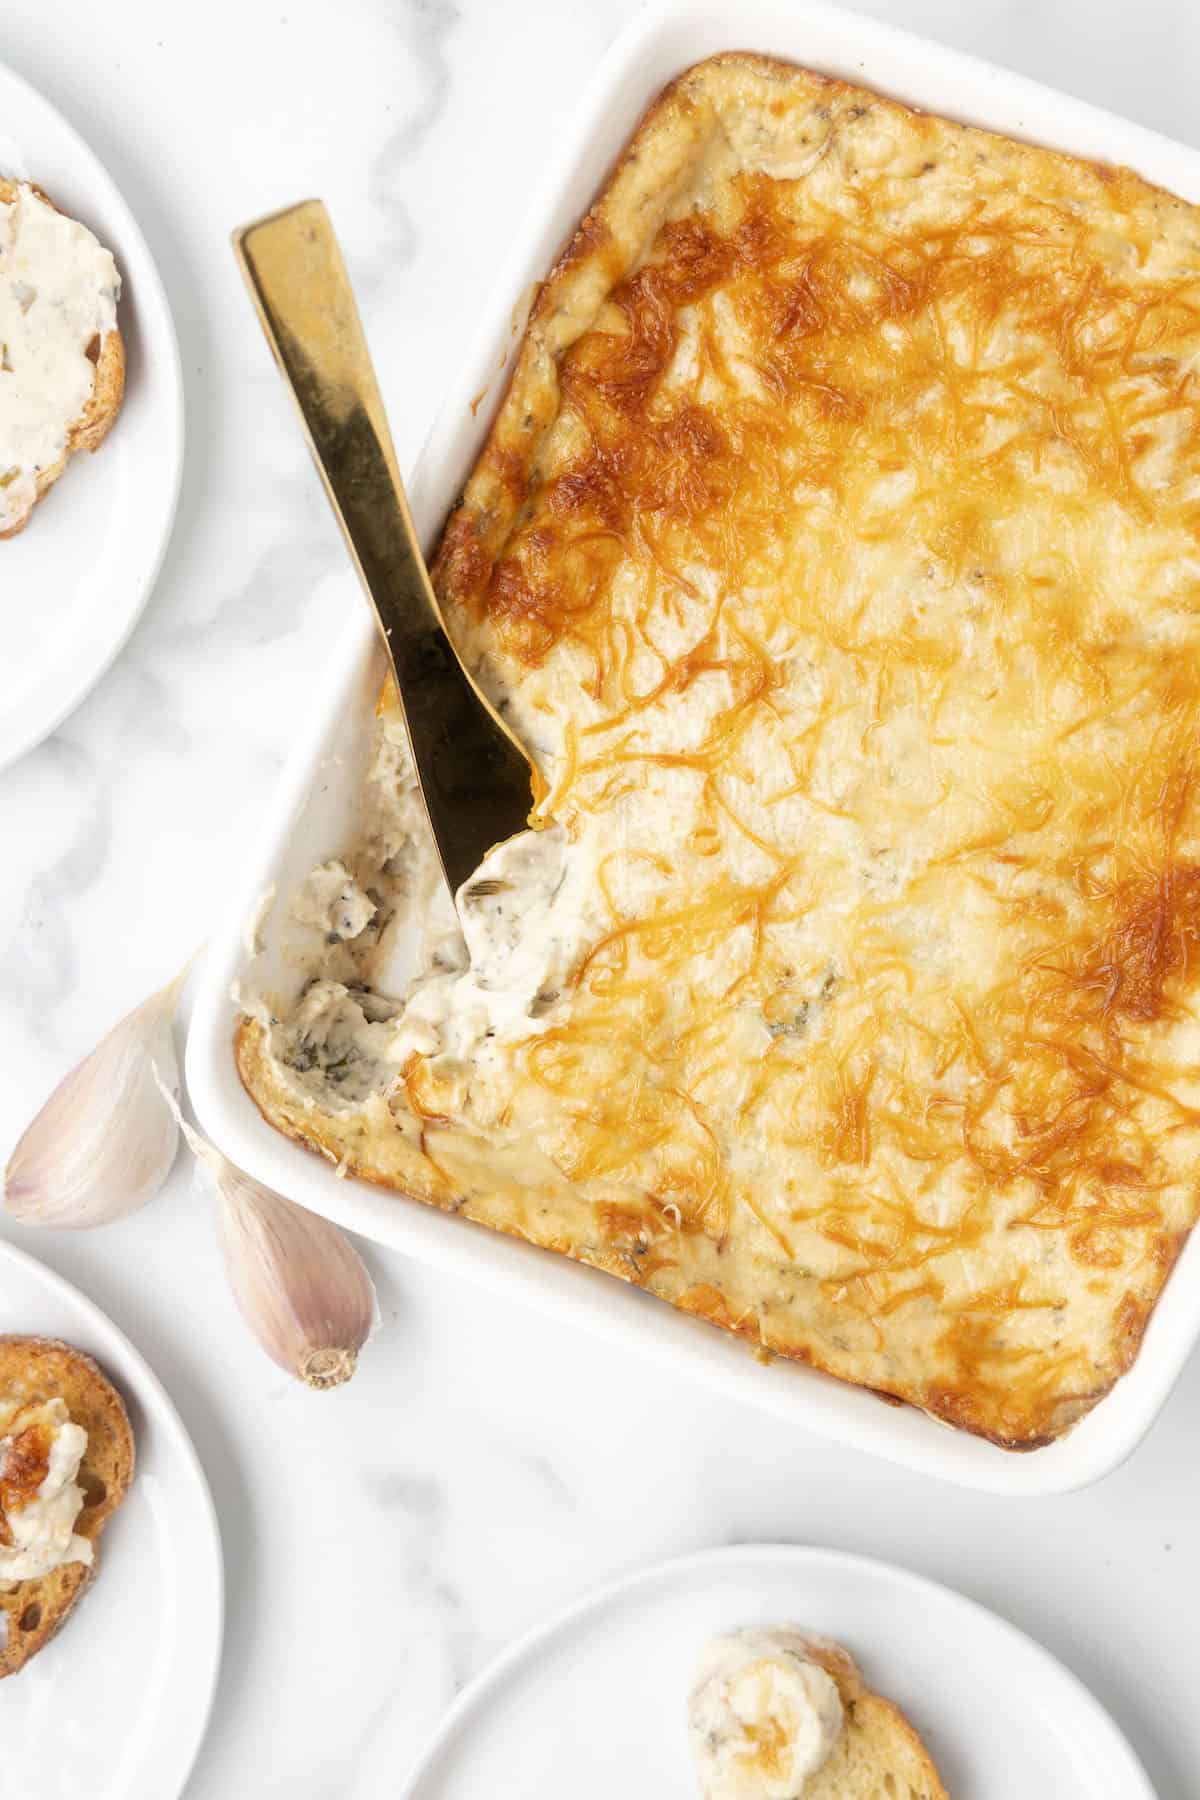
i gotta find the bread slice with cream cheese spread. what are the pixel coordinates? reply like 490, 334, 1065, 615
0, 1335, 134, 1678
0, 177, 124, 538
804, 1640, 947, 1800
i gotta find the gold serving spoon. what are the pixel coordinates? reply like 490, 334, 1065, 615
233, 200, 534, 894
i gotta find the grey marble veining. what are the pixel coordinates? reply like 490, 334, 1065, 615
367, 0, 462, 276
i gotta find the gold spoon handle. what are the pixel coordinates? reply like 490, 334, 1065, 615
233, 199, 533, 894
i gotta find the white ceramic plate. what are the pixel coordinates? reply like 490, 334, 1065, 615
0, 1236, 222, 1800
401, 1545, 1154, 1799
0, 58, 183, 771
188, 0, 1200, 1494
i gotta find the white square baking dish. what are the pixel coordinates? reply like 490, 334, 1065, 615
188, 0, 1200, 1493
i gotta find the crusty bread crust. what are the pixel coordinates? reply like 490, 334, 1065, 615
0, 1336, 134, 1679
0, 177, 125, 539
803, 1639, 948, 1800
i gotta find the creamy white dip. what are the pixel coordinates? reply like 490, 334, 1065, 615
689, 1628, 844, 1800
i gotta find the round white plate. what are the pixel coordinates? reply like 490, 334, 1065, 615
0, 59, 183, 771
401, 1545, 1154, 1799
0, 1236, 222, 1800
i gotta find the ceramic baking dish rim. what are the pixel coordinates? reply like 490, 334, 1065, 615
187, 0, 1200, 1494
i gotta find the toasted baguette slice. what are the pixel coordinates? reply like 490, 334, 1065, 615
802, 1639, 947, 1800
0, 1336, 134, 1678
0, 177, 125, 539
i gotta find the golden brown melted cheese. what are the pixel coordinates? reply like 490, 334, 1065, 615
0, 1408, 52, 1547
240, 54, 1200, 1446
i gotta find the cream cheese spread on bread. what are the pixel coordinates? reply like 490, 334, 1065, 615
242, 709, 605, 1104
0, 183, 119, 533
689, 1629, 844, 1799
0, 1396, 93, 1590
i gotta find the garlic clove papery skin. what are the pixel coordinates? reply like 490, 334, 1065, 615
207, 1157, 376, 1388
4, 988, 181, 1229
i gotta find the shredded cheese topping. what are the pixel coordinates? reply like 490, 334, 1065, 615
256, 58, 1200, 1445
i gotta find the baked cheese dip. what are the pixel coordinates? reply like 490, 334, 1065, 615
238, 54, 1200, 1448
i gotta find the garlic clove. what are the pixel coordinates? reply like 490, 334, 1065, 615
187, 1140, 376, 1388
4, 984, 181, 1229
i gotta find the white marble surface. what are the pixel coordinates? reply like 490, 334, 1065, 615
2, 1, 1199, 1794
